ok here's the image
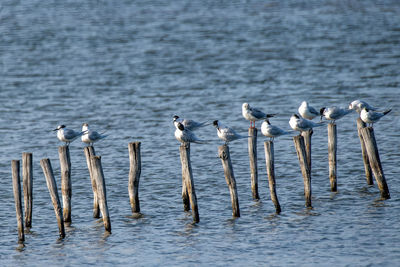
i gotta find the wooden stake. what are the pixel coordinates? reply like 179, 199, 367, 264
301, 129, 313, 173
84, 146, 100, 218
218, 145, 240, 217
128, 142, 141, 213
179, 144, 190, 212
357, 118, 373, 185
40, 158, 65, 238
179, 143, 200, 223
90, 156, 112, 232
328, 123, 337, 192
248, 127, 259, 200
12, 160, 24, 243
58, 146, 72, 223
360, 127, 390, 199
293, 135, 312, 208
264, 141, 281, 214
22, 152, 33, 228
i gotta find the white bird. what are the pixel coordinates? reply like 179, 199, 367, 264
173, 115, 208, 131
320, 106, 352, 123
261, 119, 290, 141
242, 103, 275, 128
53, 125, 86, 145
348, 100, 378, 114
298, 101, 320, 120
174, 122, 205, 144
81, 123, 107, 146
289, 114, 323, 133
213, 120, 249, 144
360, 108, 392, 126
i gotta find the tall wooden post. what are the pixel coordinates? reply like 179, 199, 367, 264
22, 152, 33, 228
248, 128, 259, 200
40, 158, 65, 238
264, 141, 281, 214
360, 127, 390, 199
128, 142, 141, 213
12, 160, 24, 243
84, 146, 100, 218
179, 143, 200, 223
218, 145, 240, 217
357, 118, 373, 185
293, 135, 312, 208
328, 123, 337, 192
59, 146, 71, 223
301, 129, 313, 173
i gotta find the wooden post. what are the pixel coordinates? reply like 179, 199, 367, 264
40, 159, 65, 238
22, 152, 33, 228
357, 118, 373, 185
264, 141, 281, 214
293, 135, 312, 208
328, 123, 337, 192
179, 144, 190, 212
179, 143, 200, 223
84, 146, 100, 218
90, 156, 111, 232
360, 127, 390, 199
301, 129, 313, 173
128, 142, 141, 213
58, 146, 72, 223
12, 160, 24, 243
218, 145, 240, 217
248, 128, 259, 200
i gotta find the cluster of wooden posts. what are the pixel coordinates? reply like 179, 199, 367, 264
179, 118, 391, 223
11, 142, 141, 242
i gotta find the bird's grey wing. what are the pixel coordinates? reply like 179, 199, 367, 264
250, 107, 266, 119
309, 106, 319, 116
64, 129, 79, 139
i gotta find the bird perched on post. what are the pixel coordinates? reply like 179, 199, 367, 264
298, 101, 320, 120
242, 103, 275, 129
360, 108, 392, 126
261, 119, 290, 141
173, 115, 208, 131
81, 123, 108, 146
213, 120, 250, 145
348, 100, 378, 114
53, 125, 86, 146
174, 122, 205, 144
320, 106, 352, 123
289, 114, 323, 134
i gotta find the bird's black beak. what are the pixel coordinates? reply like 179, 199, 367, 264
52, 128, 58, 131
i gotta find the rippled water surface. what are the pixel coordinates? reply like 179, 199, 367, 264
1, 0, 400, 266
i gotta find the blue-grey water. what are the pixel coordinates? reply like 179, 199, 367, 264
1, 0, 400, 266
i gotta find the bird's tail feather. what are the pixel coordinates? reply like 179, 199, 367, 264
383, 109, 392, 115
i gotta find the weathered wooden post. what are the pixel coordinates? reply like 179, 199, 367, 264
328, 123, 337, 192
360, 127, 390, 199
293, 135, 312, 208
84, 146, 100, 218
357, 118, 373, 185
128, 142, 141, 214
179, 143, 200, 223
264, 141, 281, 214
301, 129, 313, 172
218, 145, 240, 217
22, 152, 33, 228
248, 128, 259, 200
90, 156, 111, 232
40, 158, 65, 238
59, 146, 71, 223
12, 160, 24, 243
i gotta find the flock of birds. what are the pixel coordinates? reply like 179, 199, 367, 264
173, 100, 392, 145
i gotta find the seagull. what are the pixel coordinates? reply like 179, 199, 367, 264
81, 123, 108, 146
289, 114, 323, 134
173, 115, 208, 131
320, 106, 352, 123
261, 119, 291, 141
174, 122, 205, 144
242, 103, 275, 128
53, 125, 86, 145
360, 107, 392, 126
348, 100, 378, 114
213, 120, 250, 145
298, 101, 320, 120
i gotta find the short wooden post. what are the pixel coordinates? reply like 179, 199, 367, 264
84, 146, 100, 218
12, 160, 24, 243
218, 145, 240, 217
40, 159, 65, 238
179, 143, 200, 223
248, 128, 259, 200
90, 156, 111, 232
328, 123, 337, 192
264, 141, 281, 214
357, 118, 373, 185
22, 152, 33, 228
301, 129, 313, 173
293, 135, 312, 208
360, 127, 390, 199
128, 142, 141, 213
59, 146, 72, 223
